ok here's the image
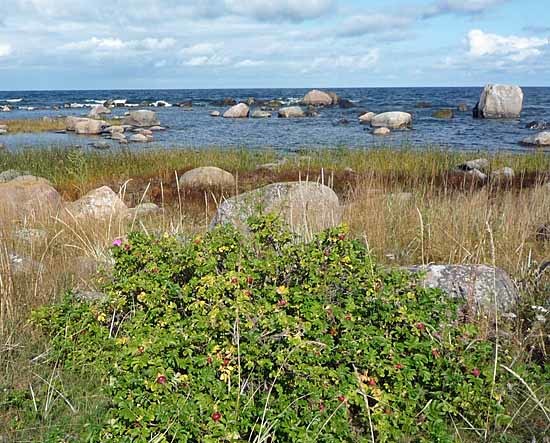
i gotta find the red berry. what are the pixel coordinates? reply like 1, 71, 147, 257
471, 368, 481, 377
137, 346, 144, 354
247, 276, 254, 285
156, 375, 167, 385
345, 314, 352, 321
211, 412, 222, 422
277, 299, 288, 307
194, 238, 201, 245
319, 402, 325, 411
338, 234, 346, 241
231, 277, 238, 285
207, 356, 212, 364
329, 327, 337, 336
223, 358, 230, 366
432, 349, 440, 358
368, 378, 376, 386
416, 322, 426, 331
395, 363, 403, 370
338, 395, 346, 403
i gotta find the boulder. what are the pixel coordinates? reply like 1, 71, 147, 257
122, 110, 160, 127
251, 110, 272, 119
104, 125, 125, 134
110, 132, 126, 142
210, 111, 221, 117
88, 105, 111, 118
149, 126, 166, 131
179, 166, 235, 190
520, 131, 550, 147
474, 84, 523, 119
491, 167, 515, 181
65, 116, 88, 131
338, 99, 355, 109
432, 109, 454, 119
359, 112, 376, 124
129, 134, 149, 143
526, 121, 550, 130
278, 106, 305, 118
212, 98, 236, 107
128, 202, 163, 218
405, 265, 518, 312
303, 90, 333, 107
373, 127, 390, 136
0, 176, 62, 218
371, 112, 412, 129
210, 182, 341, 237
0, 129, 7, 135
64, 186, 128, 220
456, 158, 489, 172
223, 103, 249, 118
0, 169, 30, 183
327, 92, 339, 105
74, 119, 106, 135
91, 141, 110, 150
457, 103, 469, 112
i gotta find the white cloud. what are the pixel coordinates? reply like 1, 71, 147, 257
60, 37, 176, 52
234, 59, 265, 68
224, 0, 334, 22
423, 0, 508, 17
338, 14, 414, 37
467, 29, 548, 61
184, 54, 232, 67
180, 43, 223, 56
308, 49, 380, 71
0, 43, 12, 57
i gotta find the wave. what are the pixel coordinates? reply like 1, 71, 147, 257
5, 98, 23, 103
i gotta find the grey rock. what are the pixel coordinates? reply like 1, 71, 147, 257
251, 110, 272, 118
373, 127, 390, 136
223, 103, 249, 118
432, 109, 454, 119
122, 110, 160, 127
526, 121, 550, 130
210, 111, 221, 117
0, 169, 31, 183
179, 166, 235, 190
491, 167, 515, 181
129, 133, 149, 143
64, 186, 128, 220
278, 106, 305, 118
457, 103, 469, 112
520, 131, 550, 147
405, 264, 519, 312
303, 89, 333, 106
475, 84, 523, 119
338, 99, 355, 109
91, 141, 111, 150
457, 158, 489, 172
14, 228, 47, 243
359, 112, 376, 124
371, 112, 412, 129
210, 181, 341, 237
128, 202, 163, 218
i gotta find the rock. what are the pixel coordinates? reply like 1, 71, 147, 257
128, 202, 163, 218
74, 118, 106, 135
371, 112, 412, 129
526, 121, 550, 130
251, 110, 272, 119
305, 107, 320, 117
210, 182, 341, 237
334, 118, 350, 126
260, 99, 284, 110
0, 129, 7, 135
245, 97, 255, 106
110, 132, 126, 142
91, 141, 110, 150
457, 103, 469, 112
177, 100, 193, 108
474, 84, 523, 119
179, 166, 235, 190
466, 169, 488, 181
303, 90, 333, 107
14, 228, 47, 244
210, 111, 221, 117
327, 92, 339, 105
122, 110, 160, 127
338, 99, 355, 109
64, 186, 128, 220
415, 102, 432, 108
8, 253, 42, 274
149, 126, 166, 131
0, 176, 62, 218
491, 167, 515, 181
129, 134, 149, 143
0, 124, 7, 130
104, 125, 125, 134
65, 116, 88, 131
359, 112, 376, 124
373, 127, 390, 136
212, 98, 237, 107
456, 158, 489, 172
432, 109, 454, 119
278, 106, 305, 118
88, 105, 111, 118
405, 265, 519, 312
223, 103, 249, 119
0, 169, 31, 183
520, 131, 550, 147
135, 128, 153, 136
1, 105, 10, 112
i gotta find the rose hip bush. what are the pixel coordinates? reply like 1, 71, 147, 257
31, 215, 544, 442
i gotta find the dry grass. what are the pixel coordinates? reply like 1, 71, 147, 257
0, 117, 119, 134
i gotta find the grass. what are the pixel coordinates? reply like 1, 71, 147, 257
0, 117, 119, 134
0, 146, 549, 441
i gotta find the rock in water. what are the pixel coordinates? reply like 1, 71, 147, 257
405, 265, 518, 312
457, 103, 469, 112
432, 109, 454, 119
520, 131, 550, 147
64, 186, 128, 219
373, 127, 390, 136
278, 106, 305, 118
122, 110, 160, 127
370, 112, 412, 129
210, 182, 341, 237
74, 119, 106, 135
88, 105, 111, 118
179, 167, 235, 190
303, 90, 333, 107
223, 103, 249, 118
359, 112, 376, 124
65, 116, 89, 131
251, 110, 272, 118
474, 84, 523, 119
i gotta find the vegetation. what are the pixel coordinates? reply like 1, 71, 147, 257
0, 147, 548, 441
5, 216, 549, 441
0, 117, 118, 134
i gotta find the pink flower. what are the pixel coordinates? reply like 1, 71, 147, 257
112, 238, 122, 247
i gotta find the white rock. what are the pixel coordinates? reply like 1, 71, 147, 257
476, 84, 523, 119
64, 186, 128, 220
223, 103, 250, 118
303, 90, 333, 106
278, 106, 305, 118
520, 131, 550, 147
359, 112, 376, 124
373, 127, 390, 136
370, 112, 412, 129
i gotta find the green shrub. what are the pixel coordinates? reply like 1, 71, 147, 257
31, 215, 545, 442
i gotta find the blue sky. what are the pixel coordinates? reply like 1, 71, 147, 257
0, 0, 549, 90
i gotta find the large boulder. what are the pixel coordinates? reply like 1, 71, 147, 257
122, 110, 160, 127
66, 116, 89, 131
74, 118, 106, 135
0, 176, 62, 218
359, 112, 376, 124
179, 166, 235, 190
303, 90, 333, 107
210, 182, 341, 236
474, 84, 523, 119
278, 106, 305, 118
223, 103, 250, 118
520, 131, 550, 147
405, 265, 518, 312
251, 110, 272, 119
371, 112, 412, 129
64, 186, 128, 220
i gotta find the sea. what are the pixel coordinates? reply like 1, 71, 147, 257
1, 87, 549, 153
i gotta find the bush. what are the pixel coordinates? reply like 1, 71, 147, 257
31, 215, 546, 442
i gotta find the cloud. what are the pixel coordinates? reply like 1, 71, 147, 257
337, 14, 414, 37
224, 0, 335, 22
60, 37, 176, 52
307, 49, 380, 71
423, 0, 508, 18
0, 43, 12, 57
184, 54, 232, 67
234, 59, 265, 68
180, 43, 223, 56
467, 29, 548, 61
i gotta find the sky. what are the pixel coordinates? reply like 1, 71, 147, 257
0, 0, 549, 90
